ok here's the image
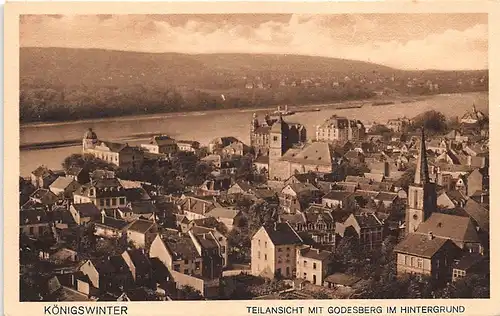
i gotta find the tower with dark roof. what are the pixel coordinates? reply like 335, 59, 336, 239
405, 128, 437, 235
82, 128, 99, 153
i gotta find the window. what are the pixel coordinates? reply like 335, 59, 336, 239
313, 263, 317, 270
119, 198, 125, 205
221, 246, 226, 253
184, 259, 189, 264
184, 269, 189, 274
100, 199, 105, 207
195, 262, 200, 270
264, 254, 267, 261
304, 260, 307, 267
29, 227, 34, 234
258, 251, 261, 259
273, 136, 278, 141
258, 239, 260, 246
405, 255, 410, 266
173, 264, 180, 272
265, 242, 267, 248
417, 258, 423, 269
106, 199, 111, 206
303, 273, 307, 278
277, 247, 282, 252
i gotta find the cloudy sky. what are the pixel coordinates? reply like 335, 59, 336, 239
20, 14, 488, 70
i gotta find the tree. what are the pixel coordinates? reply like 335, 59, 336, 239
62, 153, 115, 173
394, 165, 416, 191
178, 285, 203, 300
410, 110, 447, 134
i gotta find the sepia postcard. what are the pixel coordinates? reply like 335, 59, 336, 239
4, 1, 500, 316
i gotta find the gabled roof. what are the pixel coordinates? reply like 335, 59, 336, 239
452, 253, 486, 271
262, 222, 303, 246
322, 190, 353, 201
206, 207, 241, 220
375, 191, 398, 202
95, 216, 129, 230
298, 247, 332, 261
162, 234, 200, 260
281, 142, 336, 166
71, 203, 100, 218
30, 188, 58, 202
415, 213, 480, 243
394, 233, 450, 258
463, 199, 489, 233
32, 166, 54, 178
127, 219, 155, 234
124, 249, 152, 271
49, 176, 78, 191
98, 141, 128, 153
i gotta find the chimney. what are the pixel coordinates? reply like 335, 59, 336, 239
481, 194, 484, 204
101, 212, 105, 224
274, 222, 277, 231
202, 233, 206, 240
428, 232, 434, 240
316, 249, 320, 254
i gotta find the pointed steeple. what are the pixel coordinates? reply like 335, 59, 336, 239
414, 127, 430, 185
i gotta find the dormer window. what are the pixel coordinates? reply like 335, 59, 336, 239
89, 188, 95, 196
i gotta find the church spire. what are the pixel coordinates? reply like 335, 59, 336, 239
414, 127, 430, 185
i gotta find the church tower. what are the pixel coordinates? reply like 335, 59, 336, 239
250, 113, 259, 149
268, 116, 286, 180
82, 128, 99, 153
405, 128, 437, 235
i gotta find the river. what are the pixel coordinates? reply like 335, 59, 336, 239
19, 92, 488, 177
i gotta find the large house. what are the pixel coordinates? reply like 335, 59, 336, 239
295, 246, 333, 286
73, 178, 127, 210
251, 222, 303, 279
82, 128, 144, 168
140, 135, 178, 155
394, 233, 462, 282
315, 115, 365, 143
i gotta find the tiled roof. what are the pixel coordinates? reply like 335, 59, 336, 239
127, 219, 155, 234
71, 203, 100, 218
50, 176, 78, 191
415, 213, 480, 243
99, 141, 128, 153
323, 190, 353, 201
298, 247, 332, 261
163, 234, 200, 260
281, 142, 335, 166
95, 216, 129, 230
463, 199, 489, 233
129, 201, 158, 214
30, 188, 57, 200
279, 213, 306, 225
375, 191, 398, 202
263, 222, 303, 246
125, 249, 152, 271
32, 166, 53, 178
206, 207, 240, 220
452, 253, 486, 271
394, 233, 449, 258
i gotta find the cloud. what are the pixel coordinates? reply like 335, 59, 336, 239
20, 14, 488, 70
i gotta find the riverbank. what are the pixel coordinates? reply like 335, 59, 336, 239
19, 92, 448, 129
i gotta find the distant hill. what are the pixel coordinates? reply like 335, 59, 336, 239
20, 47, 398, 89
18, 47, 488, 124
